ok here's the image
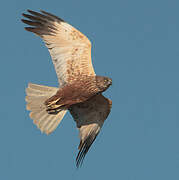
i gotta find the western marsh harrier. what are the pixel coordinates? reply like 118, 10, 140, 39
22, 10, 112, 167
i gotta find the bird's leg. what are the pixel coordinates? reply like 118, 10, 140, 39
45, 97, 64, 114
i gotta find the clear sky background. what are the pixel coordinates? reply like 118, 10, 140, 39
0, 0, 179, 179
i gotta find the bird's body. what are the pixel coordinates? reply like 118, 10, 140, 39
22, 10, 112, 167
45, 75, 112, 112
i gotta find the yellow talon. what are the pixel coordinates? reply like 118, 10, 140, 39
46, 97, 61, 107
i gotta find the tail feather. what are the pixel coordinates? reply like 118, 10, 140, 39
26, 83, 67, 134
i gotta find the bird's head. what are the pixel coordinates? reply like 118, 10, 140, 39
95, 76, 112, 92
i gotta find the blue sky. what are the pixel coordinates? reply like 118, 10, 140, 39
0, 0, 179, 179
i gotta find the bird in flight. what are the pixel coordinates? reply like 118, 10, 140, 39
22, 10, 112, 168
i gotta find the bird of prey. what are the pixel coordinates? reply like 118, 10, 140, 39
22, 10, 112, 167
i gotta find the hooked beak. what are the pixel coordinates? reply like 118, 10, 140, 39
109, 78, 112, 85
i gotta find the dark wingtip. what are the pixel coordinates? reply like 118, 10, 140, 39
27, 9, 34, 14
26, 9, 36, 16
22, 13, 30, 19
21, 9, 57, 35
21, 19, 27, 23
24, 27, 39, 34
24, 27, 34, 32
40, 9, 65, 22
75, 132, 99, 168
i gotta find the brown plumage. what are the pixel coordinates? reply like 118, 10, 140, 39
22, 9, 112, 167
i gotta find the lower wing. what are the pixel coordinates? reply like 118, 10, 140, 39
69, 94, 112, 167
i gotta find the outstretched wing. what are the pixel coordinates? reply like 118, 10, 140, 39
22, 10, 95, 87
69, 94, 112, 168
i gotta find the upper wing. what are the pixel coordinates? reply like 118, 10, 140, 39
69, 94, 112, 168
22, 10, 95, 87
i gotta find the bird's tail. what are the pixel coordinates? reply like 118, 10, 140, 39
25, 83, 67, 134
